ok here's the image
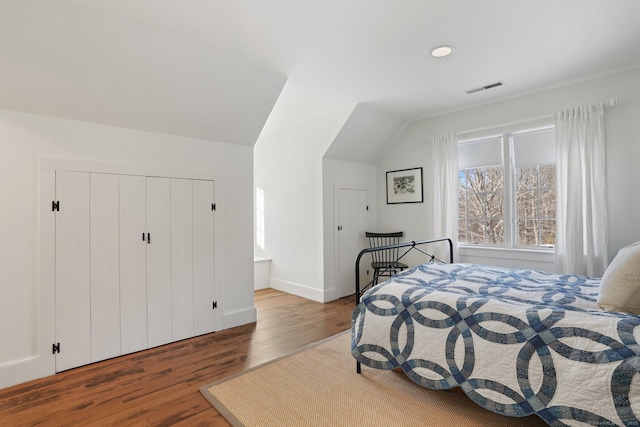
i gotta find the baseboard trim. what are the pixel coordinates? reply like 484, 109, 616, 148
223, 306, 257, 329
0, 353, 54, 390
321, 286, 340, 303
270, 278, 324, 302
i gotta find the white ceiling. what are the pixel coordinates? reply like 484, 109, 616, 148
1, 0, 640, 146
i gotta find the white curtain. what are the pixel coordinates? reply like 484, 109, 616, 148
425, 132, 458, 262
554, 104, 609, 277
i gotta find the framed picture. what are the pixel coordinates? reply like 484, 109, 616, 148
386, 167, 423, 204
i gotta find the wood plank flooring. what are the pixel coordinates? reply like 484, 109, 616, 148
0, 289, 355, 426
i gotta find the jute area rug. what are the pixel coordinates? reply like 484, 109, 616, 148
200, 332, 547, 427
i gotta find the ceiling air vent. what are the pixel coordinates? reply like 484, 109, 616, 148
466, 81, 504, 94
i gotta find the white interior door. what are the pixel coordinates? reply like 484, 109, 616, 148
193, 179, 216, 335
335, 187, 369, 299
55, 171, 91, 371
119, 174, 148, 354
90, 173, 121, 362
146, 177, 172, 348
170, 178, 194, 341
356, 191, 369, 291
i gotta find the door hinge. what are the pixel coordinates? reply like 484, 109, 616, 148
52, 201, 60, 211
212, 301, 218, 310
212, 203, 216, 212
52, 343, 60, 354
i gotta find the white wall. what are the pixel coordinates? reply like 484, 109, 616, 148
0, 109, 256, 389
322, 159, 378, 301
254, 97, 354, 301
378, 67, 640, 272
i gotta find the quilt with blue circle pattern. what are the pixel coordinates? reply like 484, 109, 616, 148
351, 263, 640, 426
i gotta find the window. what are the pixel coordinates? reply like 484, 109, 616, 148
256, 187, 265, 250
515, 164, 556, 247
458, 136, 504, 245
458, 126, 556, 250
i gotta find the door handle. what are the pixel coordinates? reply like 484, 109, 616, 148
147, 233, 151, 244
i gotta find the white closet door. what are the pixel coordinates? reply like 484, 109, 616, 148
119, 175, 148, 354
146, 177, 172, 348
171, 178, 194, 341
355, 190, 369, 289
90, 173, 121, 362
55, 171, 91, 371
335, 187, 369, 299
193, 180, 216, 335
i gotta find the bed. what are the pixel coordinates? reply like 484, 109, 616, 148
351, 241, 640, 426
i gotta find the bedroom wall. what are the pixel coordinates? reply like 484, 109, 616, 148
0, 108, 256, 389
321, 158, 378, 301
377, 66, 640, 272
254, 99, 354, 302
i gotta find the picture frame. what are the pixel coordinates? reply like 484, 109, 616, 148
386, 167, 423, 204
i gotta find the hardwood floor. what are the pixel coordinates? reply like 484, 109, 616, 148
0, 289, 355, 426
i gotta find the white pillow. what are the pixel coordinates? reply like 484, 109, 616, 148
597, 241, 640, 315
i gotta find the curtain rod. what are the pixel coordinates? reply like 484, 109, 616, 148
457, 114, 553, 136
457, 98, 619, 136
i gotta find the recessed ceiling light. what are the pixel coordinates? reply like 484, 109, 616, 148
431, 46, 453, 58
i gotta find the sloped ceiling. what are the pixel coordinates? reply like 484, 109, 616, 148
1, 0, 640, 152
324, 104, 406, 165
0, 0, 286, 146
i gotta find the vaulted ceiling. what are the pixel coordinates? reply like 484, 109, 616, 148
2, 1, 640, 155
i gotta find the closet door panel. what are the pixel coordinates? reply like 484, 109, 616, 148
335, 188, 352, 298
193, 180, 215, 335
119, 175, 148, 354
170, 178, 194, 341
55, 171, 91, 372
335, 187, 369, 299
356, 190, 369, 289
146, 177, 172, 348
90, 173, 121, 362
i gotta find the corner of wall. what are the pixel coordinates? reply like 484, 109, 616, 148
223, 306, 257, 329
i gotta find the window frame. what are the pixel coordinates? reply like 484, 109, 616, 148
457, 119, 556, 252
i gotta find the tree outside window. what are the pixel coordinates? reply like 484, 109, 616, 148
458, 166, 505, 245
515, 164, 556, 247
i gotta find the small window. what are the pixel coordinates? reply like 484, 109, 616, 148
256, 187, 265, 250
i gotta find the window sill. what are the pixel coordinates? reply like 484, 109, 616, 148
458, 245, 555, 271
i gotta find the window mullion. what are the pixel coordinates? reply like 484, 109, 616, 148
504, 133, 516, 248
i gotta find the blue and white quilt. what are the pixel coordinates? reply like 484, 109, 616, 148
351, 263, 640, 426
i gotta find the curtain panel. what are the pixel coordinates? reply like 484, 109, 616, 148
425, 132, 458, 261
554, 104, 609, 277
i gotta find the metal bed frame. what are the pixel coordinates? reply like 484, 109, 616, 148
354, 237, 454, 374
